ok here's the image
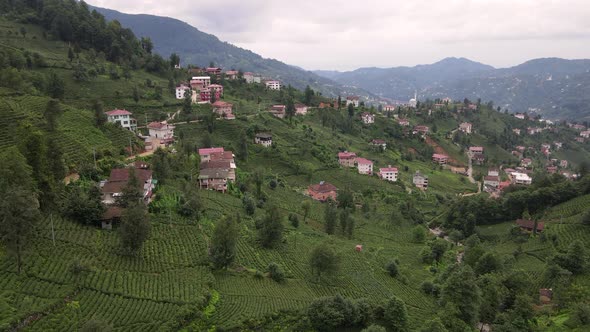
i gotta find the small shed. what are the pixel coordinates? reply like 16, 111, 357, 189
539, 288, 553, 304
101, 206, 123, 230
355, 245, 363, 252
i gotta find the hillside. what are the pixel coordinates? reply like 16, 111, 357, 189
1, 1, 590, 332
316, 57, 590, 121
90, 6, 372, 99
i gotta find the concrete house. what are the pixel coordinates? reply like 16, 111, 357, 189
295, 104, 309, 115
346, 96, 360, 107
255, 133, 272, 147
105, 109, 137, 131
379, 166, 398, 182
175, 84, 190, 99
225, 70, 238, 80
198, 147, 225, 162
338, 151, 357, 167
459, 122, 472, 134
370, 139, 387, 150
356, 158, 373, 175
101, 168, 154, 205
269, 105, 286, 118
361, 113, 375, 124
413, 171, 429, 190
432, 154, 449, 165
147, 121, 175, 140
265, 80, 281, 90
212, 101, 235, 120
307, 181, 338, 202
190, 76, 211, 90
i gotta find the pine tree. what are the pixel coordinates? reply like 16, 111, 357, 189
210, 215, 239, 269
304, 85, 314, 105
92, 100, 107, 127
46, 71, 65, 99
324, 201, 338, 234
258, 204, 284, 248
182, 90, 192, 114
44, 99, 61, 131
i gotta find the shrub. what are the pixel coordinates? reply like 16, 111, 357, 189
268, 262, 285, 282
386, 260, 399, 277
289, 213, 300, 228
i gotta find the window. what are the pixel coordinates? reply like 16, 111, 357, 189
123, 121, 129, 125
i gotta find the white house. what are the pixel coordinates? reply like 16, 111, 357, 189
413, 171, 428, 190
147, 121, 175, 140
356, 158, 373, 175
346, 96, 360, 107
459, 122, 472, 134
484, 176, 500, 188
265, 80, 281, 90
295, 104, 308, 115
255, 133, 272, 147
361, 113, 375, 124
175, 84, 190, 99
105, 109, 137, 131
379, 166, 398, 182
512, 172, 532, 185
244, 72, 261, 84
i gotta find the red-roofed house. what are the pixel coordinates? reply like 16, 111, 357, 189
106, 109, 137, 131
209, 84, 224, 97
206, 67, 222, 75
370, 139, 387, 150
200, 88, 222, 102
147, 121, 175, 139
338, 151, 357, 167
175, 84, 190, 99
269, 105, 286, 118
432, 154, 449, 165
212, 101, 235, 120
190, 76, 211, 90
384, 105, 395, 111
521, 158, 532, 167
379, 166, 398, 182
581, 131, 590, 138
346, 96, 360, 107
397, 118, 410, 126
307, 181, 338, 202
295, 104, 308, 115
101, 168, 154, 205
413, 125, 429, 135
516, 219, 544, 233
356, 158, 373, 175
484, 176, 500, 188
199, 147, 225, 162
225, 70, 238, 80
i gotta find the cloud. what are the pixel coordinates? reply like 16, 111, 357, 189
87, 0, 590, 70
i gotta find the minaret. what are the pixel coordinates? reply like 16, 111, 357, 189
414, 90, 417, 101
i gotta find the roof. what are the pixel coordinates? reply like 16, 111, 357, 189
225, 70, 238, 74
210, 151, 234, 161
198, 168, 229, 179
255, 133, 272, 139
484, 176, 499, 182
134, 161, 149, 169
470, 146, 484, 150
200, 160, 232, 170
101, 206, 123, 220
380, 167, 398, 172
212, 101, 233, 108
209, 84, 223, 88
191, 76, 211, 80
516, 219, 544, 231
147, 121, 167, 130
338, 151, 357, 159
108, 168, 152, 183
271, 105, 286, 110
371, 139, 386, 144
199, 147, 224, 156
356, 158, 373, 165
432, 154, 448, 159
294, 103, 307, 108
309, 182, 338, 193
106, 109, 131, 116
347, 96, 360, 100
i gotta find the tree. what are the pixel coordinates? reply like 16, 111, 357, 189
73, 63, 88, 82
348, 103, 354, 118
301, 201, 311, 223
285, 98, 295, 121
117, 168, 143, 208
386, 259, 399, 277
419, 318, 448, 332
181, 89, 192, 114
583, 209, 590, 226
151, 148, 171, 183
62, 183, 104, 225
19, 26, 27, 38
362, 325, 386, 332
310, 243, 339, 280
210, 214, 239, 269
304, 85, 314, 105
179, 182, 201, 218
475, 252, 501, 275
132, 86, 140, 103
0, 148, 40, 273
141, 37, 153, 53
412, 225, 427, 243
252, 168, 264, 199
258, 204, 284, 248
44, 99, 61, 131
238, 131, 248, 161
440, 265, 481, 326
169, 53, 180, 68
430, 238, 449, 262
324, 201, 338, 234
383, 296, 409, 331
46, 71, 65, 99
119, 202, 150, 254
46, 137, 66, 182
92, 100, 107, 127
268, 262, 285, 282
80, 319, 113, 332
68, 47, 74, 62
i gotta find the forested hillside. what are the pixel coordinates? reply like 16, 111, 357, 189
0, 1, 590, 332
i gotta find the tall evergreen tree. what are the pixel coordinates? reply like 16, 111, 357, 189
210, 214, 239, 269
182, 90, 192, 114
324, 201, 338, 235
258, 204, 284, 248
46, 71, 65, 99
304, 85, 314, 105
92, 100, 107, 127
44, 99, 61, 131
119, 202, 150, 254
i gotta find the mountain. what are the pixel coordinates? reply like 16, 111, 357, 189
315, 57, 590, 121
91, 6, 371, 99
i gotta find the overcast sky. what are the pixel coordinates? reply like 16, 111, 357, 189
88, 0, 590, 71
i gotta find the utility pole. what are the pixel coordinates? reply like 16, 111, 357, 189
50, 214, 56, 247
129, 137, 133, 156
93, 147, 97, 169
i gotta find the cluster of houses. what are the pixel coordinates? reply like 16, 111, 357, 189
197, 147, 237, 193
338, 150, 400, 182
100, 161, 156, 229
104, 109, 176, 151
469, 146, 485, 165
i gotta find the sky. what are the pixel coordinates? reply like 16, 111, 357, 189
88, 0, 590, 71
